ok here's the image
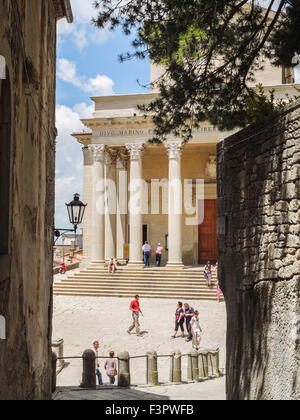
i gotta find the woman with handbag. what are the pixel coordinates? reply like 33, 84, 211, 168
104, 351, 117, 385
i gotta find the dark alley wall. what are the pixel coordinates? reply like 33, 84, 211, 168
0, 0, 58, 400
217, 100, 300, 400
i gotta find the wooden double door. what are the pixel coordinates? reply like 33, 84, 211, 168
198, 200, 218, 264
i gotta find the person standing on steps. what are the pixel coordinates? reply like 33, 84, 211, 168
92, 340, 103, 386
142, 241, 151, 267
204, 261, 213, 288
155, 243, 164, 267
127, 295, 143, 337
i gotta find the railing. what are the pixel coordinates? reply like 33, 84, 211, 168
51, 348, 221, 392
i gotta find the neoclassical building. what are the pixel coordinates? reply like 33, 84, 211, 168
73, 61, 299, 269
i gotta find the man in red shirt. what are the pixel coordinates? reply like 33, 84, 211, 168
127, 295, 143, 337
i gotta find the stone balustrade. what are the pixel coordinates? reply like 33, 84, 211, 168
52, 348, 221, 392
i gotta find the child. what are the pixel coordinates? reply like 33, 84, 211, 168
190, 310, 202, 350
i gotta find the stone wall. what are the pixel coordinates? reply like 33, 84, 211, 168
0, 0, 60, 400
217, 100, 300, 400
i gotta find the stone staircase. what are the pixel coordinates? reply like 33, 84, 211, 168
53, 266, 219, 300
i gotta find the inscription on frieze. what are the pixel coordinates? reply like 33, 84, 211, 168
93, 126, 218, 138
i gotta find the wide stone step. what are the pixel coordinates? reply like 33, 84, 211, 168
71, 273, 216, 280
54, 283, 216, 294
55, 280, 216, 291
53, 289, 218, 300
65, 276, 216, 285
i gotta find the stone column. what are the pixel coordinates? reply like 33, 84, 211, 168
165, 141, 184, 269
125, 143, 145, 268
89, 144, 105, 266
116, 156, 127, 264
104, 150, 117, 262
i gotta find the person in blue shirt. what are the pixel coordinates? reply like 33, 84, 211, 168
184, 303, 194, 342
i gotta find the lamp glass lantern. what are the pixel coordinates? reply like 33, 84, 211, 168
66, 193, 87, 231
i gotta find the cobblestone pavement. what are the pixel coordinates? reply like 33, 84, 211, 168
54, 378, 226, 400
53, 275, 226, 399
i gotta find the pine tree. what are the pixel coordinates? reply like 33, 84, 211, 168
93, 1, 300, 142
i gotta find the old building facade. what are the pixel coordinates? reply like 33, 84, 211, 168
0, 0, 72, 400
73, 60, 299, 270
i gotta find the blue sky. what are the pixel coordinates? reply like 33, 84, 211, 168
55, 0, 150, 230
55, 0, 299, 230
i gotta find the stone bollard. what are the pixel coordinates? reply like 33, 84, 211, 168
199, 351, 209, 379
118, 351, 131, 387
52, 351, 57, 393
147, 351, 159, 385
191, 350, 199, 381
170, 350, 182, 384
209, 350, 220, 376
187, 353, 192, 381
82, 349, 96, 389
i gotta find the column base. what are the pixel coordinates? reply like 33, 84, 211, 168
89, 260, 106, 268
116, 258, 128, 266
125, 261, 145, 270
166, 262, 185, 270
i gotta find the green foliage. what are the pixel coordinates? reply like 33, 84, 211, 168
246, 84, 300, 125
93, 0, 300, 142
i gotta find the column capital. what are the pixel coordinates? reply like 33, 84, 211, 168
88, 144, 105, 162
116, 156, 126, 170
165, 141, 184, 159
125, 143, 145, 160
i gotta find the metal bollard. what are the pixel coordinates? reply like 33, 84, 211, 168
191, 350, 199, 381
52, 351, 57, 393
118, 351, 131, 387
82, 349, 96, 389
171, 350, 182, 384
147, 351, 159, 385
187, 353, 192, 381
199, 351, 209, 379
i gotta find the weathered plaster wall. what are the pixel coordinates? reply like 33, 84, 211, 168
0, 0, 58, 400
217, 101, 300, 400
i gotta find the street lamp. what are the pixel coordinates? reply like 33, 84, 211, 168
54, 193, 87, 244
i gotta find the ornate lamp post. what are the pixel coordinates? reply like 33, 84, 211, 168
54, 193, 87, 244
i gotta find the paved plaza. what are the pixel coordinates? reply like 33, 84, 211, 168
53, 276, 226, 400
54, 378, 226, 400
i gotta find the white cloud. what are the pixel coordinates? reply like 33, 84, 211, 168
57, 58, 82, 87
57, 0, 113, 51
57, 58, 115, 95
55, 102, 93, 227
84, 74, 115, 95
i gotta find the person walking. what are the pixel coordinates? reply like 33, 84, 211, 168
155, 243, 164, 267
104, 351, 117, 385
190, 311, 202, 350
172, 302, 185, 339
127, 295, 143, 336
142, 241, 151, 267
184, 303, 194, 342
204, 261, 213, 288
92, 340, 103, 386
